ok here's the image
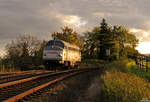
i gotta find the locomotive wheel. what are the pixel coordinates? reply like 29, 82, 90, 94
44, 64, 49, 70
67, 62, 71, 69
44, 64, 52, 70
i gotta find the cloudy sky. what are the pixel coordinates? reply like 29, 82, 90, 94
0, 0, 150, 56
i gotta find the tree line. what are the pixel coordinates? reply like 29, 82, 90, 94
0, 19, 139, 71
0, 35, 46, 71
83, 19, 138, 60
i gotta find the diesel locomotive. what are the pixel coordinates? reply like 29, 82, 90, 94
42, 40, 81, 69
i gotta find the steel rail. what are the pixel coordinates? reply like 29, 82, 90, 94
0, 70, 42, 77
1, 68, 94, 102
0, 71, 53, 84
4, 71, 85, 102
0, 70, 51, 79
0, 69, 75, 89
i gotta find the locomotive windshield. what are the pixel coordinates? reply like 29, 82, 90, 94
45, 40, 64, 50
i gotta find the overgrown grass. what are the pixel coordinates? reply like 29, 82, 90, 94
128, 66, 150, 81
80, 59, 105, 69
0, 67, 20, 73
103, 58, 136, 72
95, 71, 150, 102
94, 58, 150, 102
82, 59, 105, 64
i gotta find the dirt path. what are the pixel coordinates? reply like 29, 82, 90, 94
77, 76, 103, 102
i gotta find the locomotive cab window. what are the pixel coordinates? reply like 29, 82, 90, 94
46, 40, 54, 46
45, 40, 65, 50
55, 41, 64, 48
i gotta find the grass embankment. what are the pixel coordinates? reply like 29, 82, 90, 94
94, 59, 150, 102
0, 67, 20, 73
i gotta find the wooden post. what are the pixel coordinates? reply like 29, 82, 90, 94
143, 56, 144, 70
135, 56, 138, 65
141, 56, 143, 70
146, 56, 148, 72
140, 57, 142, 70
138, 56, 140, 69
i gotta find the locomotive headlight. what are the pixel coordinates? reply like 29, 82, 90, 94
58, 54, 62, 57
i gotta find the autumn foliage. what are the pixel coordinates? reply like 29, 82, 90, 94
52, 26, 84, 48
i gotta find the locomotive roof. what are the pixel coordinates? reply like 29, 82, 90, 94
48, 40, 80, 50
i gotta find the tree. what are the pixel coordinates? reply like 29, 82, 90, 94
98, 19, 138, 60
52, 26, 84, 48
0, 57, 2, 70
5, 35, 41, 70
112, 26, 139, 58
33, 40, 47, 66
98, 18, 112, 60
124, 46, 138, 59
83, 27, 100, 59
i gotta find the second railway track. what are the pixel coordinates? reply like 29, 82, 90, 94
0, 70, 53, 84
0, 68, 97, 102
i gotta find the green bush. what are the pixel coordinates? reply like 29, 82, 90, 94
95, 71, 150, 102
128, 67, 150, 81
82, 59, 105, 64
104, 58, 136, 72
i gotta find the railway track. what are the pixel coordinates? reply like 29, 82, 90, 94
0, 70, 53, 84
0, 68, 96, 102
0, 70, 41, 77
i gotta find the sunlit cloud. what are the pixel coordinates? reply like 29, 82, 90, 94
130, 28, 150, 54
144, 32, 149, 37
130, 28, 150, 42
56, 14, 87, 28
40, 8, 87, 28
130, 28, 141, 33
136, 42, 150, 54
63, 16, 87, 27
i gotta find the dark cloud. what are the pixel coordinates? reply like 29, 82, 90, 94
0, 0, 150, 54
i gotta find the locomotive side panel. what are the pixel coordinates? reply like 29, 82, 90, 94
64, 48, 81, 67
